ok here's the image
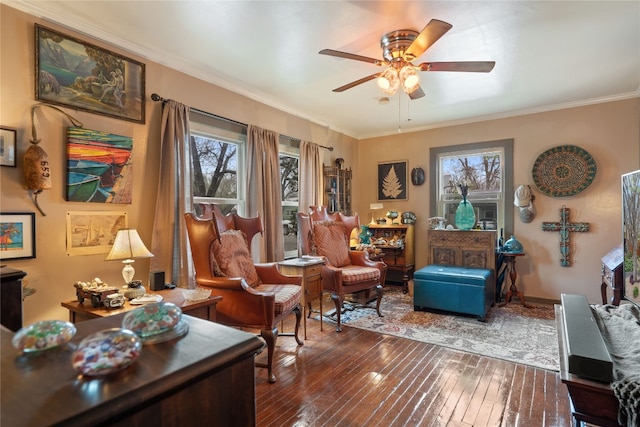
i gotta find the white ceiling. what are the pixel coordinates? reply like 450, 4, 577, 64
7, 1, 640, 139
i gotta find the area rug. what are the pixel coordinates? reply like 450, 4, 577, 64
319, 288, 559, 371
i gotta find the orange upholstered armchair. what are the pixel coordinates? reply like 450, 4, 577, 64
297, 206, 387, 332
184, 205, 303, 383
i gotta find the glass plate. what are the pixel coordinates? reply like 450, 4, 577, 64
12, 320, 77, 353
72, 328, 142, 376
140, 318, 189, 345
122, 302, 182, 338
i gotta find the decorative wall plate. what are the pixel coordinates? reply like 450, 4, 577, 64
532, 145, 596, 197
12, 320, 77, 353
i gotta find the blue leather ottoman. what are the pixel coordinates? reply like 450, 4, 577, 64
413, 265, 495, 321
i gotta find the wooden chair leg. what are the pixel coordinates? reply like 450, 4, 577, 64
375, 284, 384, 318
259, 327, 278, 383
331, 293, 344, 332
293, 305, 303, 345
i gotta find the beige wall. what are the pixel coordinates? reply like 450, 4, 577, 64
356, 98, 640, 303
1, 5, 639, 325
0, 6, 356, 324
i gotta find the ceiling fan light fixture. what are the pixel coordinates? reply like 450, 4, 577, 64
400, 65, 420, 94
377, 67, 399, 95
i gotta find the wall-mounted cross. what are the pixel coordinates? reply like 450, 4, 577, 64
542, 205, 590, 267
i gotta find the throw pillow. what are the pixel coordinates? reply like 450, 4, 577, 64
211, 229, 261, 287
312, 221, 351, 267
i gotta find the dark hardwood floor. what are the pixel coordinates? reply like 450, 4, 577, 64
255, 313, 573, 427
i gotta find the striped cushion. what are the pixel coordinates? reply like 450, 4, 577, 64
312, 221, 351, 267
340, 265, 380, 284
255, 284, 302, 315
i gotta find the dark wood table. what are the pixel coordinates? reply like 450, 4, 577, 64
1, 313, 264, 427
61, 287, 222, 323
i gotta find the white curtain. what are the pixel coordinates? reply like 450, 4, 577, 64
299, 140, 323, 212
150, 100, 194, 287
246, 125, 283, 262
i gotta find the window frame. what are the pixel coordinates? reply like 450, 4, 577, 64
189, 126, 246, 216
279, 139, 300, 259
429, 139, 514, 236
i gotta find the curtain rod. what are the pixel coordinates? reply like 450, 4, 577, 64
151, 93, 333, 151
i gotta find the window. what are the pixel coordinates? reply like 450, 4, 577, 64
280, 137, 299, 259
189, 112, 246, 216
430, 139, 514, 236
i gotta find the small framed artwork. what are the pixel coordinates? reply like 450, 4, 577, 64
66, 211, 127, 256
35, 24, 145, 124
0, 212, 36, 260
0, 127, 17, 167
378, 160, 408, 201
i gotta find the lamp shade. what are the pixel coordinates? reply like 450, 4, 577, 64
106, 229, 153, 261
370, 203, 384, 210
400, 65, 420, 94
377, 67, 399, 95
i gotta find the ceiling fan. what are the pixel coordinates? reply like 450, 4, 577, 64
319, 19, 495, 100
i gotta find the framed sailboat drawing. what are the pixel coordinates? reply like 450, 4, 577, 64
66, 211, 127, 256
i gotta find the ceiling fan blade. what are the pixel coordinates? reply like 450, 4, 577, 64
403, 19, 453, 61
319, 49, 385, 66
409, 86, 425, 100
418, 61, 496, 72
332, 74, 380, 92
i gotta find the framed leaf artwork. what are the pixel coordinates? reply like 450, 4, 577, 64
378, 161, 407, 201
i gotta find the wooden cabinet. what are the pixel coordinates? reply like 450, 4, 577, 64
323, 164, 352, 215
1, 313, 263, 427
428, 229, 496, 270
600, 244, 623, 305
0, 267, 26, 331
369, 224, 415, 290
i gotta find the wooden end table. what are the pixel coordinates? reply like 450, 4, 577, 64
498, 252, 532, 308
61, 287, 222, 323
279, 257, 324, 339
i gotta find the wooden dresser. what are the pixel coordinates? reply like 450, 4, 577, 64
0, 267, 27, 331
1, 313, 263, 427
428, 229, 496, 270
369, 223, 415, 290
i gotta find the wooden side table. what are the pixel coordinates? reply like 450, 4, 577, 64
279, 257, 324, 339
61, 287, 222, 323
498, 252, 532, 308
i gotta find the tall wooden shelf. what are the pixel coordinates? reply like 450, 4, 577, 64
323, 164, 352, 215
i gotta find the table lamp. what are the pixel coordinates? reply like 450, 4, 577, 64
106, 228, 154, 285
370, 203, 383, 225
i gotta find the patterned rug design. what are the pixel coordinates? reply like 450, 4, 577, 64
320, 288, 559, 371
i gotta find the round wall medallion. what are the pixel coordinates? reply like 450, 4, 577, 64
531, 145, 596, 197
411, 167, 425, 185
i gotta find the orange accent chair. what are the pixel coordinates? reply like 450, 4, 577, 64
297, 206, 387, 332
184, 205, 303, 383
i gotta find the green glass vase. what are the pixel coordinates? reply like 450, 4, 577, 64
455, 198, 476, 230
359, 225, 371, 244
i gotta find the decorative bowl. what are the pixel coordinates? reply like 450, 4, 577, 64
72, 328, 142, 376
122, 302, 182, 338
182, 287, 212, 302
12, 320, 77, 353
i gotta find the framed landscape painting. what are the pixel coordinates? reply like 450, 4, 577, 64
35, 24, 145, 123
378, 161, 408, 201
66, 211, 127, 256
0, 212, 36, 260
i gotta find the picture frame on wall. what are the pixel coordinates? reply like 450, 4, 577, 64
35, 24, 145, 124
0, 212, 36, 260
66, 211, 127, 256
0, 127, 17, 167
378, 160, 408, 201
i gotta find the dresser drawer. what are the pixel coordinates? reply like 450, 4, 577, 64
306, 264, 322, 277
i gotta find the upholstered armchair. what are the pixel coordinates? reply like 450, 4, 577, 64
184, 205, 303, 383
297, 206, 387, 332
